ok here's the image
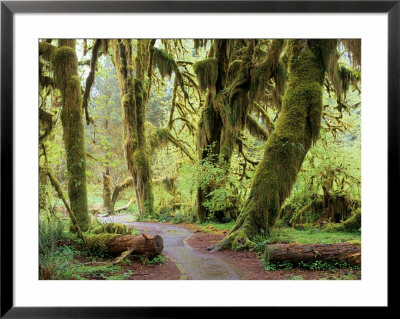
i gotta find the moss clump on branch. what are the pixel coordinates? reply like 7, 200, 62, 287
152, 48, 177, 79
39, 41, 55, 61
52, 46, 78, 90
149, 126, 170, 151
193, 58, 218, 93
336, 62, 360, 95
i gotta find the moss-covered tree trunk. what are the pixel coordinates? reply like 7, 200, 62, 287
215, 40, 326, 250
195, 40, 227, 222
53, 39, 89, 231
102, 167, 112, 213
113, 39, 154, 217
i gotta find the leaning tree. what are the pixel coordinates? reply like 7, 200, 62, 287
213, 39, 360, 250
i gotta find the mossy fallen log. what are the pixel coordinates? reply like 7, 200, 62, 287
89, 223, 131, 235
265, 243, 360, 265
86, 233, 163, 256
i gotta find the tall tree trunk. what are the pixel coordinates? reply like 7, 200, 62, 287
195, 40, 228, 222
53, 39, 89, 231
215, 40, 326, 250
113, 39, 154, 217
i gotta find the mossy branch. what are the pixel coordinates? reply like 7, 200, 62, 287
82, 39, 102, 126
236, 137, 259, 166
39, 108, 54, 144
193, 58, 218, 93
245, 115, 269, 141
249, 39, 285, 104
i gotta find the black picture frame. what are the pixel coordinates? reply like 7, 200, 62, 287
1, 0, 395, 317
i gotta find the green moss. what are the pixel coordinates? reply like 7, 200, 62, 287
193, 58, 218, 93
39, 42, 55, 61
245, 115, 268, 141
149, 126, 170, 151
226, 60, 242, 84
340, 209, 361, 231
52, 46, 78, 90
61, 76, 89, 232
336, 62, 359, 94
133, 150, 149, 171
58, 39, 76, 48
290, 199, 324, 224
152, 48, 176, 79
86, 233, 120, 253
90, 223, 131, 235
249, 39, 284, 103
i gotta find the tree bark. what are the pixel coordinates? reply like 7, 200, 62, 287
265, 243, 361, 265
215, 40, 327, 250
87, 233, 163, 256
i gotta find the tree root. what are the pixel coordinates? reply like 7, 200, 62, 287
211, 208, 258, 252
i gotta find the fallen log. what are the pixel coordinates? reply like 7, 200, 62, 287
265, 243, 361, 265
114, 199, 134, 213
86, 233, 163, 256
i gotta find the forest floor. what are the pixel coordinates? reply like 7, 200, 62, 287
95, 215, 361, 280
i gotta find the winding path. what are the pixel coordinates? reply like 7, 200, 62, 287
98, 215, 245, 280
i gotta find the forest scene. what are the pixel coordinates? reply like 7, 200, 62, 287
39, 39, 361, 280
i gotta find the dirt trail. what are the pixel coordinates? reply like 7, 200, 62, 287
98, 215, 244, 280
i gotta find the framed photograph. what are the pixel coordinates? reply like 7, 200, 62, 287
1, 0, 395, 316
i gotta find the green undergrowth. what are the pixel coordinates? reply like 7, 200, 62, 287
140, 254, 165, 265
265, 226, 361, 245
261, 258, 361, 272
198, 220, 236, 232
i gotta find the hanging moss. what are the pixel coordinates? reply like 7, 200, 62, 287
226, 60, 242, 84
149, 126, 170, 151
342, 39, 361, 67
52, 46, 78, 91
337, 62, 359, 94
245, 115, 268, 141
320, 39, 339, 83
194, 39, 208, 52
193, 58, 218, 93
152, 48, 177, 79
249, 39, 284, 103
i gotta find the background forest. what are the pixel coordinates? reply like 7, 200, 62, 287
39, 39, 361, 280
